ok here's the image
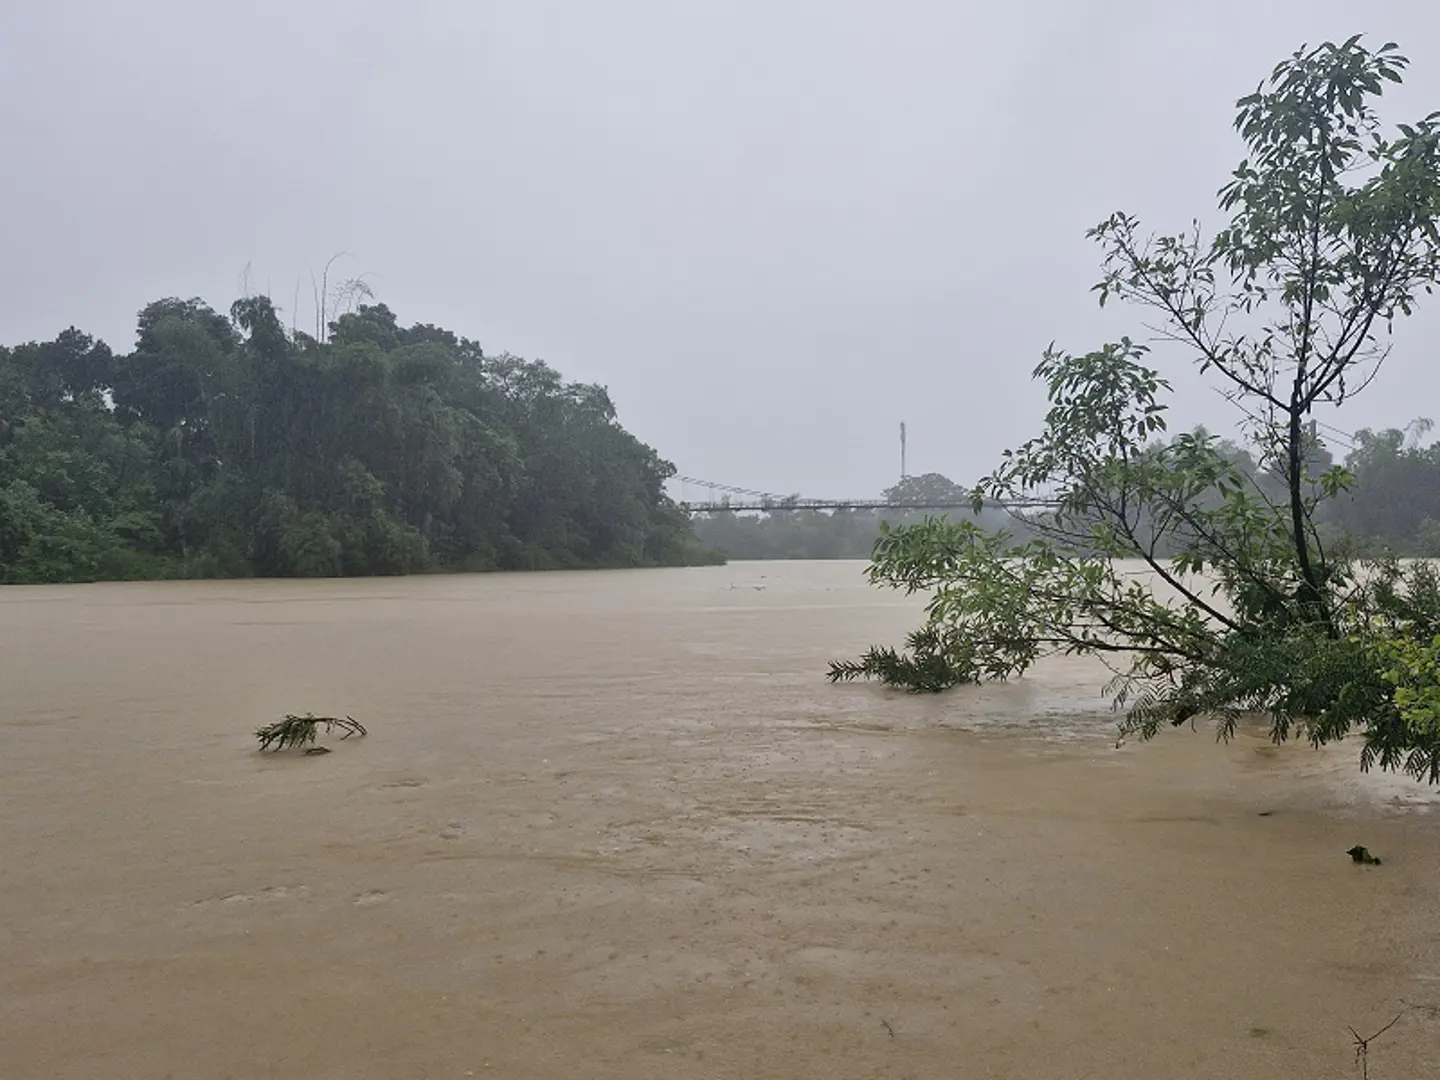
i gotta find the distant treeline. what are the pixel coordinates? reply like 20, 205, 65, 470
689, 473, 1011, 560
693, 430, 1440, 561
0, 296, 719, 583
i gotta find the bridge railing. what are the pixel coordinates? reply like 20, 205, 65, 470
676, 497, 1058, 513
669, 476, 1059, 514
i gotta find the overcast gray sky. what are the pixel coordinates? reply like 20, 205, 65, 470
2, 0, 1438, 498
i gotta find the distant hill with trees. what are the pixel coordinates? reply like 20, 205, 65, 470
0, 295, 716, 583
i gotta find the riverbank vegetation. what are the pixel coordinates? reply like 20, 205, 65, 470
0, 296, 717, 582
830, 36, 1440, 783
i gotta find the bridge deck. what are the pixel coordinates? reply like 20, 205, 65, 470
670, 476, 1057, 514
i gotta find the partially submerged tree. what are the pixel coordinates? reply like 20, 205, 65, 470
830, 36, 1440, 782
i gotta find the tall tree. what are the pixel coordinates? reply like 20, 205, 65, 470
830, 37, 1440, 783
884, 472, 969, 506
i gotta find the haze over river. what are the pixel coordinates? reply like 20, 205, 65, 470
2, 561, 1437, 1078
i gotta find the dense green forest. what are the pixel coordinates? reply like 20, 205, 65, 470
0, 296, 717, 583
693, 429, 1440, 561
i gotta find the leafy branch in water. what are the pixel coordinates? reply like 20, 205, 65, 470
828, 625, 976, 693
829, 36, 1440, 784
255, 713, 367, 753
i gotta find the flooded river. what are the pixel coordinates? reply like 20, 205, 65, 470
1, 561, 1436, 1078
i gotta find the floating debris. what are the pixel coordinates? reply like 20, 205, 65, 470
255, 714, 367, 753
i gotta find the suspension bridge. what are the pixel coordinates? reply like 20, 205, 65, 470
671, 477, 1059, 514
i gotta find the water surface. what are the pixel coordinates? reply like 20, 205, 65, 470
2, 561, 1436, 1078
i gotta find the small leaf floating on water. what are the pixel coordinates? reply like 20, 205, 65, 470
1346, 845, 1382, 865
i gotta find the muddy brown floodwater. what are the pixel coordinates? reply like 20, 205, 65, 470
2, 560, 1438, 1079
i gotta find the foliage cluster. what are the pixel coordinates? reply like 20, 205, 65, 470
0, 297, 717, 582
